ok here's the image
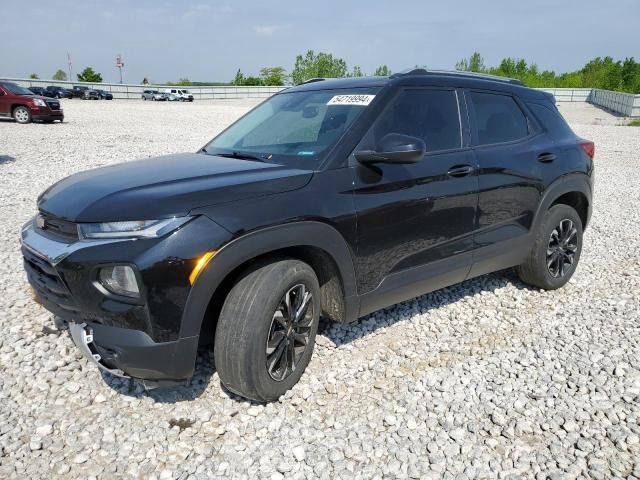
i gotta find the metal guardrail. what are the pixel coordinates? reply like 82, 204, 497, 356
0, 77, 285, 100
537, 88, 640, 117
1, 78, 639, 116
537, 88, 593, 102
590, 89, 640, 117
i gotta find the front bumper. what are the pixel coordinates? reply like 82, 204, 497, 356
68, 321, 197, 385
31, 107, 64, 122
20, 215, 232, 383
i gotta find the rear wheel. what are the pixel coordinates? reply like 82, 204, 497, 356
214, 258, 320, 402
13, 106, 31, 124
517, 204, 583, 289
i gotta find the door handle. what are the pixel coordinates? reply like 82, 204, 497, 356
538, 152, 556, 163
447, 165, 474, 177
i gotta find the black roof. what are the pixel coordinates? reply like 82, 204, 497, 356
286, 69, 542, 99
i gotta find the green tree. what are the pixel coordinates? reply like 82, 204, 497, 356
456, 52, 485, 73
176, 78, 192, 86
348, 66, 363, 77
374, 65, 392, 76
232, 69, 245, 86
291, 50, 348, 84
259, 66, 287, 86
52, 69, 67, 81
242, 76, 264, 86
621, 57, 640, 93
29, 73, 39, 79
76, 67, 103, 83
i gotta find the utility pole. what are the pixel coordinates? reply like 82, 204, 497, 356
67, 52, 73, 81
116, 54, 124, 84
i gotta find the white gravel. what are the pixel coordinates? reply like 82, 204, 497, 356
1, 100, 639, 479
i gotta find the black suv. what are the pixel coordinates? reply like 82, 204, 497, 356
45, 86, 74, 99
21, 70, 594, 402
71, 85, 89, 98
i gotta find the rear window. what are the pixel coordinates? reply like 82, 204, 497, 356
470, 91, 529, 145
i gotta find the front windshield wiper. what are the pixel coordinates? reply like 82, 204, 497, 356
214, 151, 268, 162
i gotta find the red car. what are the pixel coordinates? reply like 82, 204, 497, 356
0, 81, 64, 124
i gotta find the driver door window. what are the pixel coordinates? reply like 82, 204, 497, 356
366, 89, 462, 153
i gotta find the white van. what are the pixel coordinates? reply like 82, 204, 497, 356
163, 88, 194, 102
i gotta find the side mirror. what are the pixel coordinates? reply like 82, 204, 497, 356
354, 133, 426, 164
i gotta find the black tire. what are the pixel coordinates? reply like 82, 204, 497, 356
214, 258, 320, 402
517, 204, 583, 290
13, 106, 32, 124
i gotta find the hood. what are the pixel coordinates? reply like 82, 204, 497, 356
24, 94, 51, 102
38, 153, 313, 222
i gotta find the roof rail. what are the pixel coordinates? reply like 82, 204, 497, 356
390, 68, 524, 86
429, 70, 524, 86
389, 68, 428, 79
301, 78, 326, 84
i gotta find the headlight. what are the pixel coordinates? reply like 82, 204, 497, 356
99, 265, 140, 298
33, 98, 47, 107
78, 217, 192, 239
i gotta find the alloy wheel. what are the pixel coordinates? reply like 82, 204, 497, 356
266, 284, 314, 381
14, 108, 29, 123
546, 218, 578, 278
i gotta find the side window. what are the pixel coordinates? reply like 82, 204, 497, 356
371, 89, 461, 153
526, 102, 574, 140
469, 92, 529, 145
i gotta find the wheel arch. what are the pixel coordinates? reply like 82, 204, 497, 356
179, 221, 360, 340
11, 103, 30, 114
535, 173, 592, 230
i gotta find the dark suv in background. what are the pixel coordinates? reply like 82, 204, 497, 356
21, 70, 593, 402
71, 85, 89, 98
46, 86, 74, 99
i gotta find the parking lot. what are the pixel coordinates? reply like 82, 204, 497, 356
1, 100, 639, 479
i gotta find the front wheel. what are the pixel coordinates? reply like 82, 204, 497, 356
517, 204, 583, 289
13, 106, 32, 124
214, 258, 320, 402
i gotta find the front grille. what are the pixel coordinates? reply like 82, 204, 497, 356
38, 213, 78, 241
22, 247, 79, 314
46, 100, 61, 110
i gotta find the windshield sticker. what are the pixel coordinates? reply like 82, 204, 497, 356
327, 94, 375, 106
297, 151, 315, 156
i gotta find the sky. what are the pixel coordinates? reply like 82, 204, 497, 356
1, 0, 639, 84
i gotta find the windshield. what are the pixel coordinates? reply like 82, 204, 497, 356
204, 88, 379, 168
2, 83, 35, 95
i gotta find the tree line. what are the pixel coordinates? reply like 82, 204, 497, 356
456, 52, 640, 93
232, 50, 639, 93
231, 51, 391, 86
28, 67, 103, 83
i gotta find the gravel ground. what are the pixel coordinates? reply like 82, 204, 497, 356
1, 100, 639, 479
